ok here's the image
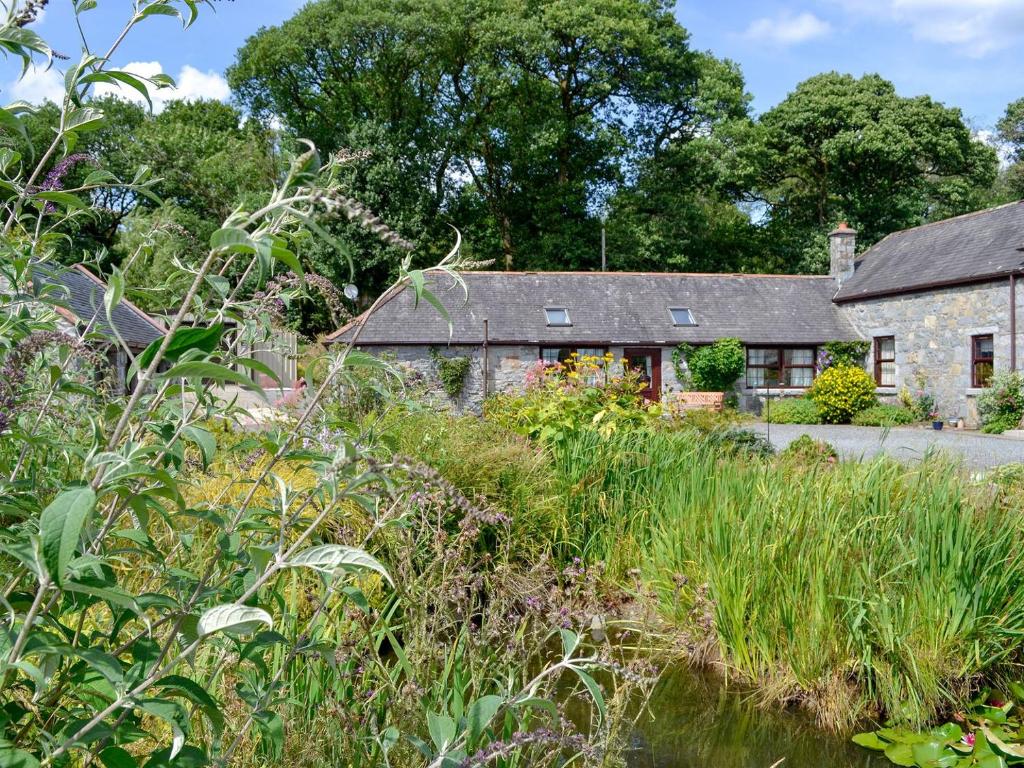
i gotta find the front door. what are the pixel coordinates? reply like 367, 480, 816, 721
623, 347, 661, 402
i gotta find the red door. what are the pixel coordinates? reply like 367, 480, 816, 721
623, 347, 661, 402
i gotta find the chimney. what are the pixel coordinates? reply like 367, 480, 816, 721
829, 222, 857, 285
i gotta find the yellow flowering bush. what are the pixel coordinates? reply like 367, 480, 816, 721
807, 364, 877, 424
486, 352, 661, 443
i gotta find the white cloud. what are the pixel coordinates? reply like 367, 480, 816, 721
5, 64, 65, 104
93, 61, 230, 110
742, 11, 832, 45
832, 0, 1024, 56
4, 61, 231, 111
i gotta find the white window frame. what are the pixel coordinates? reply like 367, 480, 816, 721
544, 307, 572, 327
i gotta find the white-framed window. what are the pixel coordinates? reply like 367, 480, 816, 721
544, 307, 571, 326
669, 307, 696, 326
745, 347, 817, 388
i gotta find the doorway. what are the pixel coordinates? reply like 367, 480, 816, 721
623, 347, 662, 401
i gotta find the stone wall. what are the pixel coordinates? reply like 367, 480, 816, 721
838, 278, 1023, 426
358, 343, 689, 411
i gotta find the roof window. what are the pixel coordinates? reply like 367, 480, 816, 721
544, 307, 571, 326
669, 307, 696, 326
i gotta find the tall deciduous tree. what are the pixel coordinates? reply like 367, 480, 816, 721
996, 98, 1024, 200
755, 73, 998, 249
228, 0, 745, 287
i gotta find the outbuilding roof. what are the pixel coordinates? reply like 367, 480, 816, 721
35, 264, 165, 348
328, 271, 859, 347
834, 201, 1024, 302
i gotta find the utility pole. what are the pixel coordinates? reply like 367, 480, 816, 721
600, 214, 607, 271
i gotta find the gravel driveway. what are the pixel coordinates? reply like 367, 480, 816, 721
749, 423, 1024, 470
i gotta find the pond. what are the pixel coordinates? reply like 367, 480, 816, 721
623, 663, 888, 768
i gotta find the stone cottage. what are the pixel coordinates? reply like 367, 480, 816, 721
327, 201, 1024, 425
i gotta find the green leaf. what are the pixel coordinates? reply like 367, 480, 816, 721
161, 361, 257, 389
137, 324, 224, 370
885, 742, 918, 767
181, 426, 216, 469
982, 726, 1024, 759
40, 487, 96, 586
0, 747, 40, 768
466, 695, 503, 748
254, 711, 284, 760
210, 227, 254, 252
65, 106, 105, 133
285, 544, 392, 584
155, 675, 224, 735
72, 647, 123, 686
853, 732, 890, 751
137, 700, 188, 760
198, 604, 273, 637
427, 711, 457, 752
569, 667, 605, 724
34, 191, 86, 210
99, 746, 137, 768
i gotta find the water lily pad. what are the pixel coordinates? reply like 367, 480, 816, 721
853, 732, 889, 751
884, 742, 917, 767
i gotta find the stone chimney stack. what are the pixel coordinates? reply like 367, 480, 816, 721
829, 222, 857, 285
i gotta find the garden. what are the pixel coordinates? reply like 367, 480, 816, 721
3, 4, 1024, 768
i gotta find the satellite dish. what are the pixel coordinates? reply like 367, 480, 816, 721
343, 284, 359, 301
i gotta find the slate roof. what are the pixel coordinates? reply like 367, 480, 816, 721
34, 264, 165, 348
328, 271, 860, 346
835, 201, 1024, 302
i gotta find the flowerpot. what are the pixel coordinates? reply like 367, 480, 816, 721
932, 421, 943, 431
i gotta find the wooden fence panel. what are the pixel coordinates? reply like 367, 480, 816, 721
238, 330, 298, 387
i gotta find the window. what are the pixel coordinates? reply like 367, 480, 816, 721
746, 347, 817, 389
972, 334, 994, 388
874, 336, 896, 387
540, 347, 607, 365
669, 307, 696, 326
783, 348, 816, 387
544, 308, 571, 326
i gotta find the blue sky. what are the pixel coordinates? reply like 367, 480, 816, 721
4, 1, 1022, 133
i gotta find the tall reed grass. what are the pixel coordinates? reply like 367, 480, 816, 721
546, 429, 1024, 729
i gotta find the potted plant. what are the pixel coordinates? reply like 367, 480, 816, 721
930, 410, 943, 430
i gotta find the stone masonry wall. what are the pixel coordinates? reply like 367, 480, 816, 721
839, 278, 1024, 426
358, 344, 688, 412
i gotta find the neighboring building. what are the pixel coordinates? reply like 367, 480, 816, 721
327, 201, 1024, 425
34, 263, 166, 393
835, 202, 1024, 425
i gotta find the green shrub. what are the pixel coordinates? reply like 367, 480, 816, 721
780, 433, 838, 462
685, 338, 746, 392
851, 404, 917, 426
764, 397, 821, 424
977, 372, 1024, 434
808, 364, 878, 424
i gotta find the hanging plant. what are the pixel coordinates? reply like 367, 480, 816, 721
429, 347, 472, 399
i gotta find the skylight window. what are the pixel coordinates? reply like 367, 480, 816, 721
669, 307, 696, 326
544, 307, 571, 326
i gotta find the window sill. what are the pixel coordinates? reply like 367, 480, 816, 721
875, 387, 898, 395
965, 388, 987, 396
746, 388, 809, 396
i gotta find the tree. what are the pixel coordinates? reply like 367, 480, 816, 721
228, 0, 746, 287
996, 98, 1024, 200
755, 73, 998, 250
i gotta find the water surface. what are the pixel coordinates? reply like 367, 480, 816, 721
623, 664, 887, 768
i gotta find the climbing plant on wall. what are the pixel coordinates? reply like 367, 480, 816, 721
430, 348, 472, 398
